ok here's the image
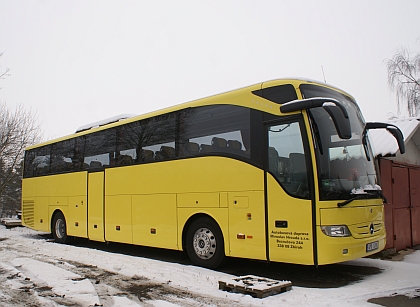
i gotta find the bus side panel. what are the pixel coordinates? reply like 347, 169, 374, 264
51, 173, 87, 238
106, 158, 264, 253
178, 193, 220, 208
88, 172, 105, 242
228, 191, 266, 260
105, 157, 263, 195
67, 196, 87, 237
132, 194, 177, 249
22, 180, 49, 231
33, 197, 49, 231
266, 175, 314, 265
22, 173, 87, 235
105, 195, 132, 244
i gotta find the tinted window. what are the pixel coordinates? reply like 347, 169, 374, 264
179, 105, 250, 159
50, 139, 76, 173
83, 128, 116, 169
268, 121, 310, 198
23, 145, 51, 178
117, 112, 176, 163
252, 84, 297, 105
23, 105, 254, 177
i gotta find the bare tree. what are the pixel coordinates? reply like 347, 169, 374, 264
0, 53, 42, 216
0, 103, 42, 216
386, 47, 420, 117
0, 105, 42, 217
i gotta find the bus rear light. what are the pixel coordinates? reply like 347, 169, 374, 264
151, 228, 156, 234
321, 225, 351, 237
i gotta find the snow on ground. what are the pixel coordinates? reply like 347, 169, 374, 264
0, 225, 419, 307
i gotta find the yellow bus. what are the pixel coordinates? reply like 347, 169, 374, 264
21, 78, 405, 269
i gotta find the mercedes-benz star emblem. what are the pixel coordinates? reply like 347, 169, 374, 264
369, 223, 375, 235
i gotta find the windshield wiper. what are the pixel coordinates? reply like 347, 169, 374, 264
337, 190, 387, 208
364, 189, 388, 204
337, 195, 366, 207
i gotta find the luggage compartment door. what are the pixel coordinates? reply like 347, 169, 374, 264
88, 172, 105, 242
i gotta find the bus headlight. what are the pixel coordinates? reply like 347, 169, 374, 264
321, 225, 351, 237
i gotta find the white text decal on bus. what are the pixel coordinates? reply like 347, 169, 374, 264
270, 231, 310, 250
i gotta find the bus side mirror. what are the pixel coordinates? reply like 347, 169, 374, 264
364, 122, 405, 154
280, 97, 351, 139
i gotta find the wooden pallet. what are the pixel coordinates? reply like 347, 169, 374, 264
218, 275, 292, 298
0, 218, 22, 227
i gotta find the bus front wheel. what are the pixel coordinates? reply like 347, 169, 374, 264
52, 212, 68, 243
186, 217, 225, 269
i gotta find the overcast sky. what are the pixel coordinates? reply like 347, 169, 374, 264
1, 1, 419, 140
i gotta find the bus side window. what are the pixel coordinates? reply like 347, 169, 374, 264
83, 128, 117, 169
179, 105, 250, 159
23, 150, 36, 178
51, 139, 75, 174
268, 122, 310, 199
26, 145, 51, 177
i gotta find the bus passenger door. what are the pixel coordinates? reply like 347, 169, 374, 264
266, 119, 314, 265
88, 172, 105, 242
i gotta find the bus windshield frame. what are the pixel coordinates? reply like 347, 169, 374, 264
300, 84, 379, 201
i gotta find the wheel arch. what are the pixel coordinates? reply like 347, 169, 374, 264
50, 209, 64, 233
182, 213, 226, 252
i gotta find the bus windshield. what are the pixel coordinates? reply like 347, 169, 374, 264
300, 84, 378, 201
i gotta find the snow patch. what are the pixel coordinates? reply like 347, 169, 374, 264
11, 258, 100, 306
351, 184, 382, 194
112, 296, 142, 306
76, 114, 136, 132
1, 226, 420, 307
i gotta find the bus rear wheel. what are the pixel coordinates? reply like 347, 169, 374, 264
186, 217, 225, 269
52, 212, 68, 243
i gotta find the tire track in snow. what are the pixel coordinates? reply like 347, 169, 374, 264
1, 235, 242, 307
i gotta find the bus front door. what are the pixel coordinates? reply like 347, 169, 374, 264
266, 120, 314, 265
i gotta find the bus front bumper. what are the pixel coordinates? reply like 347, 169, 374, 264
316, 228, 386, 265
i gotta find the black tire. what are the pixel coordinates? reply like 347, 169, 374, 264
186, 217, 225, 269
52, 212, 68, 243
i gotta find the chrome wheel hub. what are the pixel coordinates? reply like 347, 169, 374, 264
55, 219, 65, 239
193, 227, 216, 259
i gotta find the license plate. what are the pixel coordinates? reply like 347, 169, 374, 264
366, 241, 379, 253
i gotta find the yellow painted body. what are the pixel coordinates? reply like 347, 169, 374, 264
22, 172, 87, 237
316, 201, 385, 264
266, 174, 314, 264
21, 78, 386, 266
104, 157, 265, 258
88, 172, 105, 242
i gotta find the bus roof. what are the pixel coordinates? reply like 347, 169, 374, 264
26, 78, 354, 150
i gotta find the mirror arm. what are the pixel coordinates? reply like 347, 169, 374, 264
281, 97, 351, 139
364, 122, 406, 154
